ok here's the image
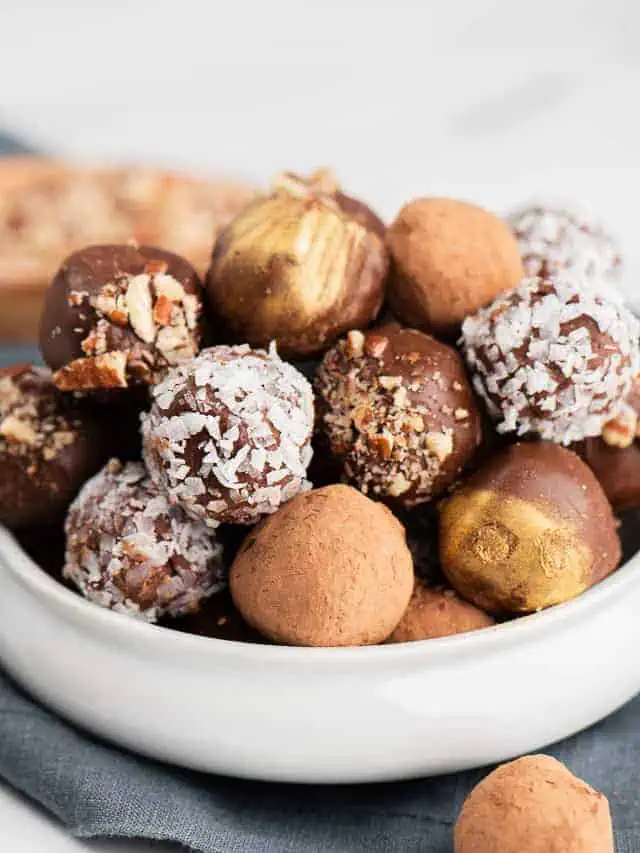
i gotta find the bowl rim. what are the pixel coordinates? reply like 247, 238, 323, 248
2, 523, 639, 666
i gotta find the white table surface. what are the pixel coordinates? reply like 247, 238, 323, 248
0, 0, 639, 847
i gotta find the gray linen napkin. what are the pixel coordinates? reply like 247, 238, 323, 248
0, 669, 639, 852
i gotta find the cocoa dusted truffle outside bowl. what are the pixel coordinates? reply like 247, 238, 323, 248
0, 521, 639, 783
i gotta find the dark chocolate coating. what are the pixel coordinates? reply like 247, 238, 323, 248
0, 364, 107, 529
315, 326, 483, 507
439, 441, 621, 614
40, 244, 203, 387
577, 439, 640, 511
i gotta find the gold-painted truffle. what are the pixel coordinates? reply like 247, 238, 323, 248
386, 197, 523, 337
206, 170, 388, 357
230, 484, 414, 647
438, 442, 620, 614
388, 582, 494, 643
454, 755, 614, 853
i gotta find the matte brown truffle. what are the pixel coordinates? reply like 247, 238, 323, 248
206, 170, 388, 357
387, 198, 523, 337
40, 243, 204, 391
0, 364, 107, 529
388, 582, 494, 643
438, 442, 620, 614
230, 484, 414, 646
454, 755, 614, 853
315, 326, 482, 507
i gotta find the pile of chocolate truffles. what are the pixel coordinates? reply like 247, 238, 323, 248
3, 169, 638, 646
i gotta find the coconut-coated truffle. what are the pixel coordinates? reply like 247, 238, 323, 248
230, 484, 414, 646
40, 244, 204, 391
386, 198, 524, 337
64, 460, 225, 622
0, 364, 107, 529
388, 582, 494, 643
206, 170, 388, 357
142, 344, 314, 528
439, 442, 620, 614
454, 755, 614, 853
508, 203, 622, 282
461, 275, 640, 445
315, 327, 482, 507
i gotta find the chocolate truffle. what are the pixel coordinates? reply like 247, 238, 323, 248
386, 198, 523, 337
315, 327, 482, 507
230, 484, 414, 646
388, 582, 494, 643
64, 460, 225, 622
142, 344, 314, 528
508, 203, 622, 282
0, 364, 107, 529
575, 377, 640, 510
454, 755, 614, 853
439, 442, 620, 614
462, 275, 640, 444
206, 170, 388, 357
40, 243, 204, 391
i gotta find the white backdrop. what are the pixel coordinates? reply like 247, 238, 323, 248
0, 0, 639, 848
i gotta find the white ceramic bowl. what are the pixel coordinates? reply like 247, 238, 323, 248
0, 523, 639, 784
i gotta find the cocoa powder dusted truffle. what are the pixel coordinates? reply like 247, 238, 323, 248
461, 275, 640, 444
64, 460, 225, 622
388, 582, 494, 643
454, 755, 614, 853
40, 244, 204, 391
508, 203, 622, 282
439, 442, 620, 614
0, 364, 107, 529
206, 170, 388, 357
386, 198, 524, 337
230, 484, 414, 646
315, 327, 482, 507
142, 344, 314, 528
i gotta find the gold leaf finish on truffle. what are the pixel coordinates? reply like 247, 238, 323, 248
206, 171, 388, 357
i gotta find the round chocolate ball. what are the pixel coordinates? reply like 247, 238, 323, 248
575, 377, 640, 510
206, 170, 388, 357
0, 364, 107, 530
40, 243, 204, 391
386, 197, 524, 337
388, 582, 495, 643
315, 326, 482, 507
439, 442, 620, 614
508, 203, 622, 282
461, 275, 640, 444
230, 484, 414, 647
454, 755, 614, 853
64, 459, 225, 622
142, 344, 314, 528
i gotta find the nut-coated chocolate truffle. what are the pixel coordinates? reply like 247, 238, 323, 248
388, 582, 494, 643
40, 244, 204, 391
454, 755, 614, 853
64, 460, 225, 622
230, 484, 414, 647
508, 203, 622, 282
462, 275, 640, 444
386, 198, 523, 336
142, 344, 314, 528
0, 364, 107, 529
439, 442, 620, 614
315, 327, 482, 507
206, 170, 388, 357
